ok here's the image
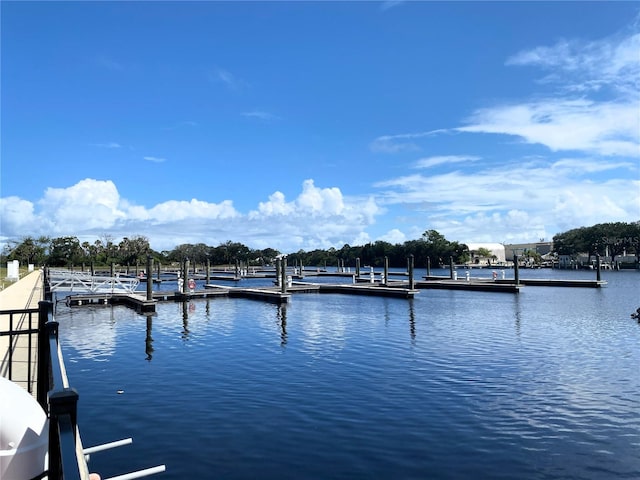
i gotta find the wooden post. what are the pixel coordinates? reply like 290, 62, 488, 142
384, 256, 389, 286
157, 261, 161, 280
146, 255, 153, 301
596, 253, 601, 282
183, 258, 189, 294
280, 257, 287, 293
356, 258, 361, 279
110, 262, 114, 278
408, 254, 415, 290
276, 258, 281, 286
427, 257, 431, 278
449, 256, 454, 279
206, 258, 210, 284
235, 259, 240, 278
514, 254, 520, 285
90, 262, 95, 277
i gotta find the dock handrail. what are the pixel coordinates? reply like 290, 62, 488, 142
0, 307, 39, 393
48, 269, 140, 294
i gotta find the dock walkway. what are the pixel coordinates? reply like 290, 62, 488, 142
0, 270, 44, 393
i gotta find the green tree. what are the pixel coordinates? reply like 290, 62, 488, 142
48, 236, 83, 266
7, 236, 50, 265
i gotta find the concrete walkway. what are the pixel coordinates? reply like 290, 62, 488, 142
0, 270, 44, 393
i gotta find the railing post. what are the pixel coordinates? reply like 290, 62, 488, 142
37, 300, 53, 411
48, 388, 80, 479
44, 267, 52, 301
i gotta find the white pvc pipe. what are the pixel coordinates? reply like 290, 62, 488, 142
83, 438, 132, 454
104, 465, 166, 480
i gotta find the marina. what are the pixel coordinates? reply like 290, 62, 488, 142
2, 267, 638, 480
52, 268, 640, 480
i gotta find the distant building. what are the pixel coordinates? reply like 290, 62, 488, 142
503, 241, 553, 261
466, 243, 506, 265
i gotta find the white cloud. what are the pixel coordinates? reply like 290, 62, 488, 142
39, 179, 127, 231
0, 178, 384, 253
506, 32, 640, 95
414, 155, 481, 169
241, 111, 279, 121
209, 67, 249, 91
457, 99, 639, 157
0, 196, 37, 234
364, 18, 640, 245
460, 27, 640, 157
369, 130, 447, 154
378, 228, 406, 244
143, 156, 166, 163
91, 142, 121, 149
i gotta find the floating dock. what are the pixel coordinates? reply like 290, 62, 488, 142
497, 278, 606, 288
415, 280, 521, 293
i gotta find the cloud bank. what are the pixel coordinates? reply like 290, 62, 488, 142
0, 178, 383, 252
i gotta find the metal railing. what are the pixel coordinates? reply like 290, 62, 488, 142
0, 307, 39, 393
38, 299, 85, 479
48, 269, 140, 294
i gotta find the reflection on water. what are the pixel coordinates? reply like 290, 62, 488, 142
408, 299, 416, 341
59, 304, 119, 361
277, 304, 287, 347
182, 301, 190, 340
145, 314, 154, 361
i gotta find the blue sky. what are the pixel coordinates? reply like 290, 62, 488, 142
1, 1, 638, 253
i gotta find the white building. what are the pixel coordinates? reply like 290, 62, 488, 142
465, 243, 506, 265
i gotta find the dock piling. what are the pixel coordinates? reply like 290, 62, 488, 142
408, 255, 415, 289
146, 255, 153, 301
383, 256, 389, 286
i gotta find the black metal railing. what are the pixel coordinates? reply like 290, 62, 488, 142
38, 299, 83, 480
0, 307, 39, 393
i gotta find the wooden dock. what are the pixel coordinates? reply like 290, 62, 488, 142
60, 269, 609, 314
65, 292, 159, 312
415, 279, 521, 293
0, 270, 43, 395
497, 278, 606, 288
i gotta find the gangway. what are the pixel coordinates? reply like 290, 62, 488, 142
48, 269, 140, 294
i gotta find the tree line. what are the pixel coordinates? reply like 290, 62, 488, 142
2, 230, 470, 268
552, 221, 640, 264
3, 222, 638, 269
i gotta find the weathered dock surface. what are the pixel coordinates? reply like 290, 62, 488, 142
66, 292, 158, 312
497, 278, 607, 288
0, 270, 43, 394
420, 274, 606, 289
415, 280, 521, 293
290, 281, 418, 298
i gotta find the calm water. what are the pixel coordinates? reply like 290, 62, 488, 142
55, 269, 640, 479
